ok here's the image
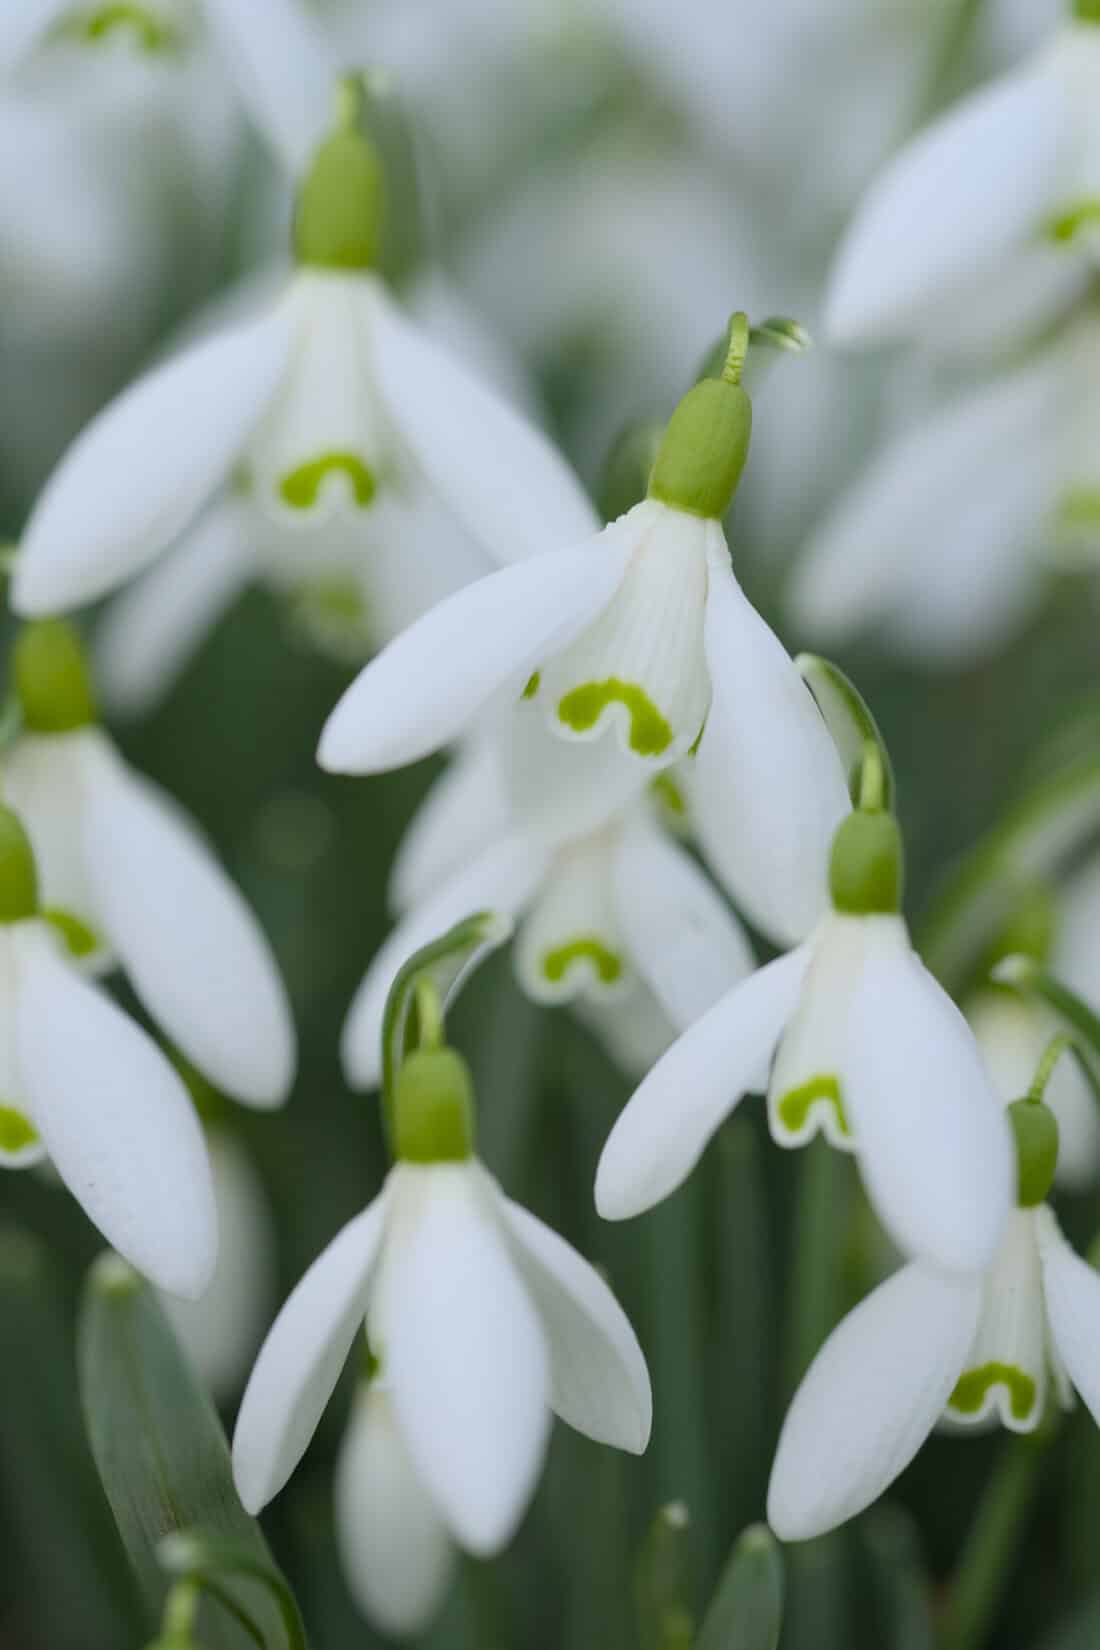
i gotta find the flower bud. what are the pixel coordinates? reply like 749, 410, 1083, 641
647, 378, 752, 520
1076, 0, 1100, 23
1008, 1098, 1059, 1207
0, 806, 38, 924
828, 809, 904, 916
394, 1048, 476, 1163
12, 619, 97, 733
293, 77, 386, 271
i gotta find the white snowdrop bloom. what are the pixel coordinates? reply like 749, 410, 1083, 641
768, 1096, 1100, 1541
342, 708, 753, 1090
233, 1046, 651, 1556
321, 321, 850, 949
159, 1127, 277, 1397
0, 802, 216, 1298
11, 81, 595, 622
597, 807, 1014, 1276
1, 622, 295, 1108
968, 989, 1100, 1189
335, 1380, 456, 1637
826, 8, 1100, 347
1, 0, 335, 177
790, 322, 1100, 665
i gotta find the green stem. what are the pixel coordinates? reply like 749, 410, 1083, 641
859, 740, 886, 814
1027, 1032, 1075, 1104
162, 1580, 200, 1643
721, 312, 750, 386
939, 1427, 1055, 1650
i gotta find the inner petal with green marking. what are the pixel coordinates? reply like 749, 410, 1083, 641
541, 936, 624, 987
0, 1106, 40, 1161
1047, 201, 1100, 244
557, 679, 674, 759
947, 1362, 1039, 1426
280, 453, 377, 512
774, 1074, 850, 1144
57, 3, 183, 51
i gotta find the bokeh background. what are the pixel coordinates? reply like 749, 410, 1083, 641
2, 2, 1100, 1647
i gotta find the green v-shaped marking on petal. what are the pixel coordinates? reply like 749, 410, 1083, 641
0, 1106, 39, 1156
541, 936, 623, 986
1048, 200, 1100, 244
777, 1074, 850, 1138
948, 1362, 1037, 1423
44, 907, 101, 960
280, 453, 377, 511
59, 4, 181, 50
557, 678, 673, 757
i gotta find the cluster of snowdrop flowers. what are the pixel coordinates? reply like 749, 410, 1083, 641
232, 954, 652, 1634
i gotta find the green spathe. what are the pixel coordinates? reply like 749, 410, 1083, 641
13, 619, 97, 734
828, 810, 904, 916
293, 77, 385, 271
0, 807, 38, 924
648, 312, 753, 519
1008, 1098, 1059, 1207
394, 1048, 476, 1163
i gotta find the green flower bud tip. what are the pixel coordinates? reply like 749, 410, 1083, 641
293, 74, 386, 271
12, 619, 97, 733
829, 809, 904, 916
394, 1047, 476, 1163
1008, 1098, 1059, 1207
0, 807, 38, 924
1076, 0, 1100, 24
647, 312, 753, 519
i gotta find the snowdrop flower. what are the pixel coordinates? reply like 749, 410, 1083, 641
335, 1378, 457, 1636
597, 794, 1015, 1276
320, 315, 850, 947
1, 621, 295, 1107
826, 3, 1100, 347
1, 0, 335, 176
233, 1044, 652, 1556
341, 709, 754, 1088
790, 318, 1100, 664
768, 1085, 1100, 1540
11, 77, 595, 621
0, 801, 215, 1297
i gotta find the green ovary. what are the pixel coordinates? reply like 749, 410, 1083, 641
45, 908, 101, 960
0, 1107, 39, 1158
557, 679, 673, 758
1048, 201, 1100, 244
777, 1075, 850, 1138
949, 1363, 1037, 1423
542, 937, 623, 987
279, 453, 377, 511
62, 4, 180, 50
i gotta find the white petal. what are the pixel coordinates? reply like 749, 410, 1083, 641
388, 742, 509, 914
0, 0, 69, 70
843, 931, 1014, 1274
595, 946, 810, 1220
574, 982, 678, 1078
317, 530, 631, 774
0, 932, 44, 1169
14, 923, 217, 1299
12, 302, 294, 615
342, 835, 547, 1090
767, 1263, 982, 1541
694, 544, 850, 948
368, 283, 598, 565
1036, 1205, 1100, 1426
335, 1385, 456, 1637
201, 0, 336, 175
826, 64, 1064, 345
502, 697, 652, 850
95, 494, 256, 718
232, 1192, 388, 1513
768, 913, 867, 1152
1, 732, 105, 962
80, 744, 295, 1107
945, 1210, 1049, 1432
610, 815, 754, 1030
383, 1165, 550, 1555
514, 836, 629, 1005
498, 1194, 651, 1453
536, 501, 712, 764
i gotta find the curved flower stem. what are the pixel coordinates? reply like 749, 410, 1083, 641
939, 1422, 1057, 1650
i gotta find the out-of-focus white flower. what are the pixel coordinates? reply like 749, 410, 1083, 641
0, 802, 216, 1298
826, 12, 1100, 347
597, 807, 1014, 1277
321, 331, 850, 948
160, 1126, 277, 1397
790, 320, 1100, 665
342, 709, 753, 1089
2, 622, 295, 1107
768, 1189, 1100, 1540
335, 1381, 456, 1637
12, 83, 594, 622
233, 1046, 651, 1557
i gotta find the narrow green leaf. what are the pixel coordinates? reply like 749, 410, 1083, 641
795, 653, 895, 812
78, 1253, 300, 1650
635, 1501, 695, 1650
696, 1524, 783, 1650
1035, 1590, 1100, 1650
859, 1506, 936, 1650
